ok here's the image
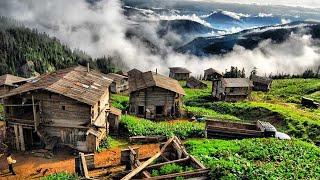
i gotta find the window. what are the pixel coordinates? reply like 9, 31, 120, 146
98, 101, 101, 113
138, 106, 144, 115
61, 105, 66, 110
230, 88, 234, 93
156, 106, 164, 115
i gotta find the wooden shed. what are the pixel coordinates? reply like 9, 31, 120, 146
251, 75, 272, 92
212, 78, 253, 102
128, 69, 185, 120
203, 68, 223, 81
108, 106, 122, 135
169, 67, 191, 81
186, 77, 207, 89
0, 66, 112, 152
106, 73, 129, 94
0, 74, 28, 96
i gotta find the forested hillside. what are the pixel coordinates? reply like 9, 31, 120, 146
0, 17, 117, 77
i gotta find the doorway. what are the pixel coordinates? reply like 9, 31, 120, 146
23, 128, 42, 150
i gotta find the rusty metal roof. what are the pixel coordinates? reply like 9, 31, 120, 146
0, 74, 27, 86
129, 71, 185, 95
222, 78, 253, 88
106, 73, 128, 83
169, 67, 191, 74
0, 66, 112, 105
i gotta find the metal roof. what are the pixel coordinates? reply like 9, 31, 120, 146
0, 66, 112, 106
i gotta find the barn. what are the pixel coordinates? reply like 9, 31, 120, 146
0, 66, 112, 152
203, 68, 223, 81
0, 74, 28, 96
169, 67, 191, 81
251, 75, 272, 92
186, 77, 208, 89
212, 78, 253, 102
128, 69, 185, 120
106, 73, 129, 94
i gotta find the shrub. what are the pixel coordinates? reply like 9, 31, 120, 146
41, 172, 77, 180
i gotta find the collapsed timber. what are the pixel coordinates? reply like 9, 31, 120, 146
75, 136, 210, 180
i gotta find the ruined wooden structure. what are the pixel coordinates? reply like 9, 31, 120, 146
75, 152, 95, 178
205, 120, 277, 139
186, 76, 207, 89
301, 97, 319, 109
108, 106, 122, 135
121, 136, 209, 180
251, 75, 272, 92
0, 74, 28, 96
212, 78, 253, 102
0, 66, 112, 152
106, 73, 129, 94
203, 68, 222, 81
128, 69, 185, 120
129, 135, 167, 144
169, 67, 191, 81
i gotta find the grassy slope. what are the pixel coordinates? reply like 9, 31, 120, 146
185, 138, 320, 179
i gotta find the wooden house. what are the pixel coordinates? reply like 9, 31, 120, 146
186, 77, 207, 89
251, 75, 272, 92
106, 73, 129, 93
203, 68, 223, 81
0, 66, 112, 152
169, 67, 191, 81
128, 69, 185, 120
0, 74, 28, 96
212, 78, 253, 102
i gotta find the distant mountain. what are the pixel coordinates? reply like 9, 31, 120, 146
203, 11, 244, 30
176, 21, 320, 56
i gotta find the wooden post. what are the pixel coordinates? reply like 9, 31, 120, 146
80, 152, 89, 178
32, 95, 38, 132
18, 125, 25, 151
13, 125, 20, 150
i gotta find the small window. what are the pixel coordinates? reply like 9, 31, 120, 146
230, 88, 234, 93
156, 106, 164, 115
61, 105, 66, 110
138, 106, 144, 115
5, 107, 9, 113
98, 101, 101, 112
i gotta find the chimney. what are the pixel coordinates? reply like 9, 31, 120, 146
156, 68, 158, 75
87, 62, 90, 72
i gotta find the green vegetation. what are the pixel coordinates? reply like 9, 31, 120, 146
41, 172, 77, 180
151, 163, 193, 177
253, 79, 320, 103
120, 115, 204, 139
184, 106, 241, 121
97, 136, 128, 152
111, 94, 129, 111
186, 138, 320, 179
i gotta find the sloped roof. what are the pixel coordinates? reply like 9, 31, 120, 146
106, 73, 128, 83
204, 68, 222, 75
222, 78, 253, 88
129, 71, 185, 95
110, 106, 122, 116
0, 66, 112, 105
251, 75, 272, 85
169, 67, 191, 74
0, 74, 27, 86
186, 77, 207, 88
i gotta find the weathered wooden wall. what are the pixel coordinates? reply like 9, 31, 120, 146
129, 87, 182, 119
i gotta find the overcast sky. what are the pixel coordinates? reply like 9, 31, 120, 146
205, 0, 320, 9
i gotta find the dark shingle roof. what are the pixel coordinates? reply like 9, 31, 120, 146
129, 71, 185, 95
0, 66, 112, 105
204, 68, 222, 75
251, 75, 272, 85
106, 73, 128, 83
169, 67, 191, 74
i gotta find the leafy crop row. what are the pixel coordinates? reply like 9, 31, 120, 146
185, 138, 320, 179
120, 115, 205, 139
41, 172, 77, 180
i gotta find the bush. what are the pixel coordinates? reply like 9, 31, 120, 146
120, 115, 205, 139
41, 172, 77, 180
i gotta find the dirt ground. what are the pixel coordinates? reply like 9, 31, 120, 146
0, 143, 159, 180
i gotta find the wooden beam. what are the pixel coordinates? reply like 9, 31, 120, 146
32, 95, 38, 132
160, 154, 170, 162
18, 125, 25, 151
145, 157, 190, 169
190, 155, 206, 169
80, 152, 90, 179
13, 125, 20, 150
